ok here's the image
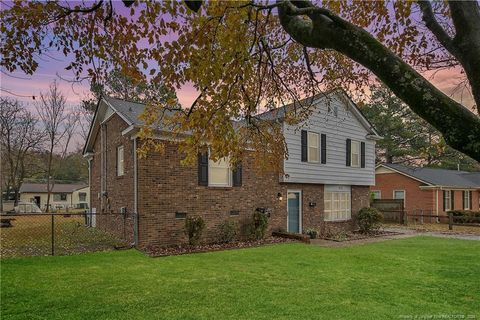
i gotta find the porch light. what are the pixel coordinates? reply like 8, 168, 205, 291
277, 193, 283, 201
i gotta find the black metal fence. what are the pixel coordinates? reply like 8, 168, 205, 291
0, 212, 137, 258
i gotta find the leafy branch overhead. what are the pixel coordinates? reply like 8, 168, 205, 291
1, 0, 479, 163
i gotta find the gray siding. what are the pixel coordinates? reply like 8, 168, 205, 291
283, 94, 376, 186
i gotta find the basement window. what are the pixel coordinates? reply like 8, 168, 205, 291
175, 212, 187, 219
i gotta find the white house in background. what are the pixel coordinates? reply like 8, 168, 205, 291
19, 183, 89, 211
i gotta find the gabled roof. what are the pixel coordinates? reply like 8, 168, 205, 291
83, 89, 381, 154
20, 183, 87, 194
377, 163, 480, 188
256, 89, 381, 137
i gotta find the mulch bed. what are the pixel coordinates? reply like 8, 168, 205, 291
146, 236, 296, 257
322, 230, 401, 242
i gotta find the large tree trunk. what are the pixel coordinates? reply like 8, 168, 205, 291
278, 1, 480, 161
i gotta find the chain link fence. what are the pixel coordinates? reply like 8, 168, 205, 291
0, 212, 137, 258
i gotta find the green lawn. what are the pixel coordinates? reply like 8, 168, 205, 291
1, 237, 479, 320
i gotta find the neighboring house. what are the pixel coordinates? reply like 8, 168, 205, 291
83, 90, 381, 248
71, 186, 90, 209
19, 183, 88, 211
372, 163, 480, 215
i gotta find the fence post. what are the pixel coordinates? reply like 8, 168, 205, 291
448, 212, 453, 230
51, 214, 55, 256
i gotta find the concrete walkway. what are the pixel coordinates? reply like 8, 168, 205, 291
311, 227, 480, 248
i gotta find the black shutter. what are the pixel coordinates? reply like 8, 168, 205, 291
443, 190, 446, 211
451, 190, 455, 210
360, 142, 366, 168
470, 191, 473, 210
346, 139, 351, 166
462, 191, 466, 210
321, 134, 327, 164
198, 152, 208, 186
301, 130, 307, 162
232, 163, 242, 187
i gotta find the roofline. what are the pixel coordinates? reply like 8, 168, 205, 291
375, 163, 433, 186
82, 98, 102, 155
419, 185, 479, 190
102, 97, 134, 126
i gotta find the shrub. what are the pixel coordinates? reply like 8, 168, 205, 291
448, 210, 480, 223
357, 207, 383, 234
248, 210, 269, 240
304, 229, 319, 239
184, 216, 205, 245
217, 220, 238, 243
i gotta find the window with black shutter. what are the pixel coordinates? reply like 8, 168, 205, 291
321, 134, 327, 164
451, 190, 455, 210
198, 152, 208, 186
346, 139, 351, 166
301, 130, 307, 162
232, 163, 242, 187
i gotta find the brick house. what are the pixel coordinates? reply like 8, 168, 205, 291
83, 90, 381, 248
372, 163, 480, 215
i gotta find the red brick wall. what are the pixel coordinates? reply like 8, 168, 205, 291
436, 189, 480, 213
90, 127, 372, 248
373, 172, 480, 215
373, 172, 435, 214
89, 114, 135, 242
136, 142, 372, 248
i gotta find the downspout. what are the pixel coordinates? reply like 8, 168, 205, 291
133, 137, 138, 247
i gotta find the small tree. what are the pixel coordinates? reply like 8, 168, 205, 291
184, 216, 205, 246
248, 210, 269, 240
357, 207, 383, 234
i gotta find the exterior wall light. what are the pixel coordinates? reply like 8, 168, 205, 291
277, 193, 283, 201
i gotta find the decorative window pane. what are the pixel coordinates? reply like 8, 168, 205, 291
444, 190, 451, 211
208, 156, 231, 187
351, 141, 360, 167
371, 191, 381, 199
324, 190, 351, 221
463, 191, 470, 210
117, 146, 124, 176
307, 132, 319, 163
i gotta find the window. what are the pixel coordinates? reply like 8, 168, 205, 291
79, 192, 87, 202
175, 212, 187, 219
351, 140, 360, 167
371, 190, 381, 199
307, 132, 319, 163
53, 193, 67, 201
444, 190, 451, 211
463, 191, 470, 210
208, 156, 231, 187
324, 187, 351, 221
393, 190, 405, 206
117, 146, 124, 176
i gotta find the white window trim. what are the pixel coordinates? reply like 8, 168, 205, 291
117, 145, 125, 176
444, 190, 451, 211
393, 190, 406, 207
463, 191, 470, 210
350, 140, 360, 168
372, 190, 381, 199
324, 190, 352, 222
307, 131, 320, 163
208, 155, 232, 187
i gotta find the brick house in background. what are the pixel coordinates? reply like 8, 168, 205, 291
83, 90, 381, 248
372, 163, 480, 215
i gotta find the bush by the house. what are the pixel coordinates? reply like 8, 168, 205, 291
357, 207, 383, 234
248, 210, 269, 240
185, 216, 205, 245
217, 220, 238, 243
304, 229, 319, 239
448, 210, 480, 223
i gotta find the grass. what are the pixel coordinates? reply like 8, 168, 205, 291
0, 215, 125, 257
1, 236, 479, 319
